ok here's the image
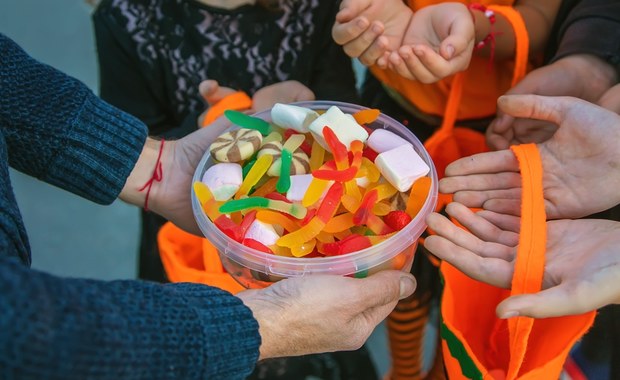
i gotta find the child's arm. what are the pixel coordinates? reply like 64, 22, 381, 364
331, 0, 413, 67
389, 0, 562, 81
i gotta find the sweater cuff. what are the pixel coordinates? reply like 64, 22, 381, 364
180, 284, 261, 378
45, 94, 148, 205
552, 18, 620, 67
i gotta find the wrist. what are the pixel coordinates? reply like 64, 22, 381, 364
557, 55, 618, 102
119, 137, 172, 212
468, 5, 493, 45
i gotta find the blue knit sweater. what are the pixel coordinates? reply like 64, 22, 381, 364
0, 34, 260, 379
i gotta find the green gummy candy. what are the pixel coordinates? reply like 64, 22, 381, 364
225, 110, 271, 136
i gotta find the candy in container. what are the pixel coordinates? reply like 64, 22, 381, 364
191, 101, 437, 289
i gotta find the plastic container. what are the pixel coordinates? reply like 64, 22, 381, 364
192, 100, 438, 289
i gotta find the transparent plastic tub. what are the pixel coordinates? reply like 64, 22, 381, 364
192, 100, 438, 289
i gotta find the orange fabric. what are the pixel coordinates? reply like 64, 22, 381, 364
441, 144, 596, 380
158, 222, 244, 295
201, 91, 252, 127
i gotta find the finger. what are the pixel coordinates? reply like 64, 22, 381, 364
387, 48, 417, 81
445, 203, 519, 247
336, 0, 372, 23
426, 211, 513, 259
332, 17, 370, 46
357, 270, 417, 309
424, 234, 513, 289
394, 46, 437, 83
199, 79, 219, 100
482, 199, 522, 217
376, 51, 390, 69
410, 44, 454, 80
452, 187, 521, 207
359, 33, 391, 67
497, 94, 579, 126
496, 284, 600, 318
342, 21, 386, 59
476, 210, 521, 234
444, 150, 519, 177
486, 114, 515, 150
440, 172, 522, 193
439, 16, 473, 60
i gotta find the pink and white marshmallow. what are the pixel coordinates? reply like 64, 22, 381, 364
367, 129, 410, 153
375, 144, 430, 192
245, 220, 280, 247
201, 162, 243, 201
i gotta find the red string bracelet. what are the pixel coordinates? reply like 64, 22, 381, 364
138, 138, 165, 212
468, 3, 499, 64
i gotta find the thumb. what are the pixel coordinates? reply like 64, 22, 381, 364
496, 285, 595, 319
497, 95, 575, 126
439, 17, 473, 60
358, 271, 417, 309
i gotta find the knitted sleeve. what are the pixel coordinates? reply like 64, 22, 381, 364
0, 33, 147, 205
0, 256, 260, 379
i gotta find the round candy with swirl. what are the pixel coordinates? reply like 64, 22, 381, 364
209, 128, 263, 163
258, 141, 310, 176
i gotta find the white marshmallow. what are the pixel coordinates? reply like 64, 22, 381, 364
201, 162, 243, 201
308, 106, 368, 151
286, 174, 314, 202
367, 129, 411, 153
375, 144, 430, 192
245, 220, 280, 246
271, 103, 319, 133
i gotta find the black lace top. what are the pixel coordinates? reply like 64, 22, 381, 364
93, 0, 358, 137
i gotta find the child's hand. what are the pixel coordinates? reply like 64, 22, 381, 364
332, 0, 413, 68
197, 80, 242, 126
387, 3, 474, 82
251, 81, 315, 112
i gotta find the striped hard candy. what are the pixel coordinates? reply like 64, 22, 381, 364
258, 141, 310, 176
209, 128, 262, 163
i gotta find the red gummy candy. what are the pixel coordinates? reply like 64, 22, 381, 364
242, 238, 273, 254
362, 146, 378, 162
384, 210, 412, 231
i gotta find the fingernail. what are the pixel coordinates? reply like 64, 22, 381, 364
356, 18, 367, 29
399, 275, 416, 299
445, 45, 455, 59
499, 310, 519, 319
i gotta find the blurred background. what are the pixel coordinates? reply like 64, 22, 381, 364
0, 0, 391, 375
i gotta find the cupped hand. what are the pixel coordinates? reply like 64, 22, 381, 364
424, 202, 620, 318
387, 3, 474, 82
251, 80, 315, 112
332, 0, 413, 67
441, 94, 620, 219
237, 270, 416, 360
487, 55, 617, 150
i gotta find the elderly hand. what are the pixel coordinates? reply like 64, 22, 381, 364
237, 270, 417, 359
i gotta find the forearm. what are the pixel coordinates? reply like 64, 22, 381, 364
472, 0, 561, 60
0, 256, 260, 379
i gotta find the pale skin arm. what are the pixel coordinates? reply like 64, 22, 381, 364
333, 0, 561, 82
424, 202, 620, 319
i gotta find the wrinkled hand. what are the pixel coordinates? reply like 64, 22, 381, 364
441, 94, 620, 219
332, 0, 413, 67
237, 271, 416, 360
387, 3, 474, 82
424, 202, 620, 318
487, 55, 618, 150
148, 116, 233, 234
251, 80, 315, 112
598, 83, 620, 114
